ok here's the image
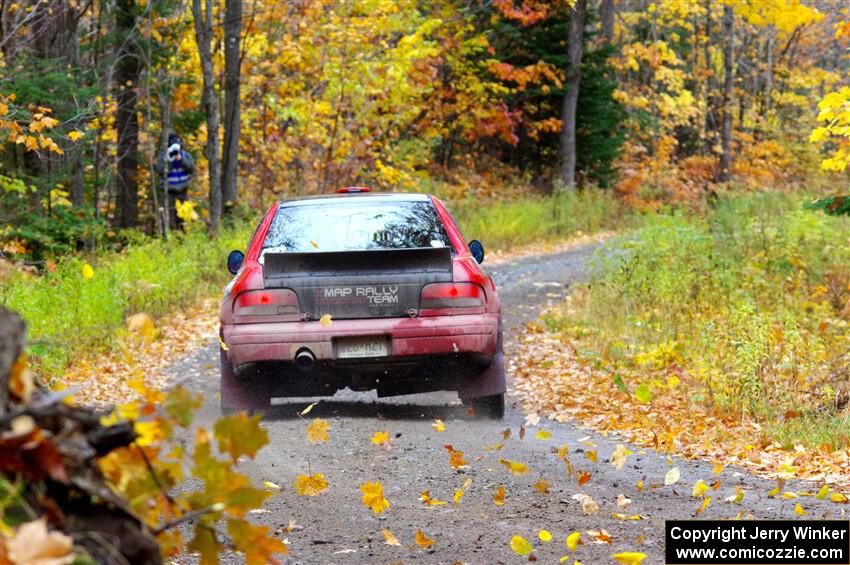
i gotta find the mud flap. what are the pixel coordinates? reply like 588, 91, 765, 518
457, 326, 505, 400
220, 349, 270, 411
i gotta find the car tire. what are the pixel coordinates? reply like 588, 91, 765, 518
463, 393, 505, 419
220, 349, 269, 417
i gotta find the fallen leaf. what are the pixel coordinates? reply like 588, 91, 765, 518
585, 449, 598, 462
611, 513, 644, 521
616, 494, 631, 509
306, 418, 330, 444
566, 531, 581, 551
634, 384, 651, 403
636, 480, 644, 492
415, 530, 436, 548
449, 449, 468, 469
587, 529, 612, 544
815, 485, 830, 500
510, 535, 534, 555
794, 502, 807, 516
725, 487, 744, 504
432, 419, 446, 432
360, 481, 390, 514
612, 551, 647, 565
712, 463, 725, 475
493, 484, 506, 506
538, 530, 553, 542
664, 467, 680, 486
519, 425, 526, 440
831, 493, 848, 503
525, 413, 541, 427
484, 442, 504, 451
454, 478, 473, 505
533, 479, 551, 495
502, 428, 512, 440
294, 473, 328, 496
381, 529, 401, 546
535, 429, 552, 440
499, 458, 530, 475
419, 490, 448, 506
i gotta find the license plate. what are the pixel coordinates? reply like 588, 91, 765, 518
335, 336, 390, 359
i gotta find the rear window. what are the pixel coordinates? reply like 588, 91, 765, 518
263, 199, 452, 253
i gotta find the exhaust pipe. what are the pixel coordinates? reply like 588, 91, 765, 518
295, 349, 316, 372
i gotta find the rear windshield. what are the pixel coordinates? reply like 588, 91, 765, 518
263, 199, 452, 253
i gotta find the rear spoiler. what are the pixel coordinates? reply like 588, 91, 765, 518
263, 247, 452, 282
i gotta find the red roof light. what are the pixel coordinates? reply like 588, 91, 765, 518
336, 186, 371, 194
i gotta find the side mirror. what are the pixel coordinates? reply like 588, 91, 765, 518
468, 240, 485, 264
227, 250, 244, 275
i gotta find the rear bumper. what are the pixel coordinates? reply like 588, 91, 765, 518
221, 313, 499, 369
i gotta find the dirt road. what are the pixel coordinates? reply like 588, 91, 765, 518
171, 242, 839, 564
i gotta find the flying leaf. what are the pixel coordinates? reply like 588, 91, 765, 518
449, 449, 468, 469
585, 450, 598, 462
263, 481, 281, 491
319, 314, 333, 327
419, 490, 448, 506
634, 384, 651, 403
381, 529, 401, 547
616, 494, 631, 509
713, 463, 725, 475
415, 530, 436, 548
371, 431, 390, 445
613, 373, 626, 392
588, 529, 613, 544
664, 467, 680, 486
612, 552, 647, 565
692, 479, 709, 498
538, 530, 553, 542
454, 478, 473, 505
81, 263, 94, 279
493, 484, 506, 506
307, 418, 330, 444
502, 428, 512, 439
499, 458, 530, 475
611, 444, 632, 470
299, 402, 318, 416
484, 442, 504, 451
572, 493, 599, 515
535, 429, 552, 440
218, 335, 229, 351
566, 531, 581, 551
794, 502, 807, 516
577, 471, 592, 486
360, 481, 390, 514
68, 130, 84, 141
725, 487, 744, 504
432, 419, 446, 432
519, 425, 526, 439
6, 518, 74, 565
636, 480, 644, 492
815, 485, 829, 500
533, 479, 551, 495
294, 473, 328, 496
510, 535, 534, 556
214, 412, 270, 462
310, 240, 320, 249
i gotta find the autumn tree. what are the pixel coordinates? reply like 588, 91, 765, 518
222, 0, 242, 213
115, 0, 142, 228
558, 0, 586, 191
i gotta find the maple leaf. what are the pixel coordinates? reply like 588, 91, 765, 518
371, 431, 390, 445
498, 458, 529, 475
319, 314, 332, 327
448, 449, 468, 469
6, 518, 74, 565
214, 412, 269, 462
493, 484, 506, 506
533, 478, 551, 494
294, 473, 328, 496
577, 471, 591, 486
419, 490, 448, 506
68, 130, 84, 141
381, 528, 401, 546
510, 535, 534, 555
361, 481, 390, 514
432, 419, 446, 432
228, 518, 288, 563
416, 530, 436, 548
306, 418, 330, 444
454, 478, 473, 505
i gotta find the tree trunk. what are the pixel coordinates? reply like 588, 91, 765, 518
558, 0, 586, 191
718, 4, 734, 182
192, 0, 222, 235
114, 0, 141, 228
600, 0, 614, 45
221, 0, 242, 213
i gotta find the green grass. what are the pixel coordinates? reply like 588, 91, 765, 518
2, 223, 253, 376
449, 190, 637, 251
551, 191, 850, 449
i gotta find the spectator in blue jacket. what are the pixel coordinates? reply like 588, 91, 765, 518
157, 133, 195, 230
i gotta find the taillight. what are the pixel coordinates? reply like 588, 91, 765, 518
419, 283, 486, 316
233, 289, 299, 320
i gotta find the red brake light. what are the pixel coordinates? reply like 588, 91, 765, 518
336, 186, 371, 193
419, 283, 485, 316
234, 289, 299, 319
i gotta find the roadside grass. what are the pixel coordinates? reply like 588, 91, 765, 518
2, 190, 630, 381
2, 223, 252, 377
542, 191, 850, 450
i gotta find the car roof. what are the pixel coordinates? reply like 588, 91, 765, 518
279, 192, 432, 207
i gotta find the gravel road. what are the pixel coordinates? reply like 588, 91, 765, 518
171, 242, 840, 564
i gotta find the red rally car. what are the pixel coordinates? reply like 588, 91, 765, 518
219, 189, 505, 418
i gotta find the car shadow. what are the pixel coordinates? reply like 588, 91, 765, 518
260, 399, 474, 421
